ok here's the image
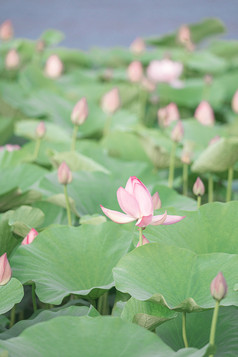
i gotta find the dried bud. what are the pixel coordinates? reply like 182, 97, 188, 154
45, 54, 63, 79
130, 37, 145, 55
22, 228, 38, 245
209, 136, 220, 146
35, 121, 46, 139
58, 162, 72, 185
0, 20, 14, 41
158, 103, 179, 128
171, 120, 184, 143
231, 90, 238, 114
71, 97, 88, 126
0, 253, 12, 286
152, 192, 161, 210
127, 61, 143, 83
101, 88, 120, 114
193, 177, 205, 196
210, 272, 228, 302
5, 49, 20, 70
194, 101, 215, 126
136, 234, 150, 247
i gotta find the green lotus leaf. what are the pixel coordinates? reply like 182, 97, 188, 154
0, 278, 24, 315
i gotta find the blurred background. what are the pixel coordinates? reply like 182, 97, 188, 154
0, 0, 237, 49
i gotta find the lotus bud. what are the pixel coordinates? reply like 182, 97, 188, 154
193, 177, 205, 196
231, 90, 238, 114
194, 101, 215, 126
130, 37, 145, 55
147, 59, 183, 84
5, 49, 20, 70
0, 20, 14, 41
36, 39, 45, 53
171, 120, 184, 143
178, 25, 191, 45
209, 136, 220, 146
101, 88, 120, 114
141, 76, 156, 92
71, 97, 88, 126
0, 144, 20, 152
152, 192, 161, 210
210, 272, 228, 302
58, 162, 72, 185
0, 253, 12, 286
35, 121, 46, 139
158, 103, 179, 127
22, 228, 38, 245
127, 61, 143, 83
181, 142, 193, 164
45, 54, 63, 79
136, 234, 150, 247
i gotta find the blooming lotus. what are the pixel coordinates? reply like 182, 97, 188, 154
147, 59, 183, 84
100, 176, 185, 227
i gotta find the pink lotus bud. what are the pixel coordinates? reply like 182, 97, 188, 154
209, 136, 220, 146
36, 40, 45, 53
178, 25, 191, 44
181, 142, 193, 164
171, 120, 184, 142
193, 177, 205, 196
136, 234, 150, 247
152, 192, 161, 210
45, 54, 63, 79
22, 228, 38, 245
5, 49, 20, 70
141, 76, 156, 92
231, 90, 238, 114
210, 272, 228, 301
35, 121, 46, 139
158, 103, 179, 127
147, 59, 183, 84
0, 20, 14, 41
130, 37, 145, 55
58, 161, 72, 185
0, 253, 11, 286
101, 88, 120, 114
127, 61, 143, 83
194, 101, 215, 126
71, 97, 88, 126
0, 144, 20, 152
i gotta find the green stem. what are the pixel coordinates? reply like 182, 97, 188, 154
226, 167, 233, 202
33, 138, 41, 161
182, 163, 188, 196
182, 312, 189, 348
89, 299, 96, 309
32, 282, 37, 312
103, 115, 112, 136
9, 305, 16, 328
97, 291, 109, 315
197, 195, 201, 208
139, 227, 143, 246
208, 174, 214, 203
71, 124, 78, 151
64, 184, 72, 226
139, 87, 148, 124
209, 300, 220, 357
168, 141, 177, 188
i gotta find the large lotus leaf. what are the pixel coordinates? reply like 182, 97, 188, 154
185, 51, 227, 74
0, 116, 14, 145
211, 40, 238, 59
8, 206, 45, 237
0, 189, 41, 212
0, 278, 24, 314
157, 306, 238, 357
146, 202, 238, 254
32, 201, 68, 227
0, 212, 18, 256
214, 70, 238, 101
192, 137, 238, 173
11, 223, 134, 304
0, 148, 34, 168
113, 243, 238, 312
40, 29, 64, 46
0, 316, 208, 357
44, 47, 92, 68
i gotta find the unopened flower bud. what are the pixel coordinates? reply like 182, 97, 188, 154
130, 37, 145, 55
71, 97, 88, 126
0, 144, 20, 152
210, 272, 228, 302
22, 228, 38, 245
171, 120, 184, 142
209, 136, 220, 146
45, 54, 63, 79
193, 177, 205, 196
58, 162, 72, 185
0, 253, 11, 286
177, 25, 191, 45
136, 234, 150, 247
35, 121, 46, 139
232, 90, 238, 114
0, 20, 14, 41
194, 101, 215, 126
158, 103, 179, 127
152, 192, 161, 210
127, 61, 143, 83
101, 88, 120, 114
5, 49, 20, 70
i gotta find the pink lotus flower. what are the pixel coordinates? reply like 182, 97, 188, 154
22, 228, 38, 245
232, 90, 238, 114
193, 177, 205, 196
0, 144, 20, 152
5, 49, 20, 70
130, 37, 145, 55
100, 176, 185, 227
71, 97, 88, 126
101, 88, 120, 114
0, 253, 11, 286
45, 54, 63, 79
136, 234, 150, 247
194, 101, 215, 126
171, 120, 184, 143
35, 121, 46, 139
58, 162, 72, 185
158, 103, 180, 128
147, 59, 183, 84
127, 61, 143, 83
0, 20, 14, 41
210, 272, 228, 302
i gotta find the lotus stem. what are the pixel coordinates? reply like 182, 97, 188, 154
33, 138, 41, 161
209, 300, 220, 357
182, 312, 189, 348
182, 163, 188, 196
103, 115, 112, 136
32, 282, 37, 312
139, 227, 143, 247
64, 184, 72, 226
139, 88, 148, 124
226, 167, 233, 202
208, 174, 214, 203
71, 124, 78, 151
9, 305, 16, 328
97, 291, 109, 315
168, 141, 177, 188
197, 195, 201, 208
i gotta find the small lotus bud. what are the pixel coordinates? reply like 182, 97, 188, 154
147, 59, 183, 84
136, 234, 150, 247
36, 39, 45, 53
0, 20, 14, 41
22, 228, 38, 245
101, 88, 120, 114
152, 192, 161, 210
194, 101, 215, 126
158, 103, 179, 128
71, 97, 88, 126
171, 120, 184, 142
210, 272, 228, 301
130, 37, 145, 55
5, 49, 20, 70
0, 253, 12, 286
193, 177, 205, 196
45, 54, 63, 79
141, 76, 156, 92
209, 136, 220, 146
181, 142, 193, 164
231, 90, 238, 114
178, 25, 191, 45
35, 121, 46, 139
58, 162, 72, 185
127, 61, 143, 83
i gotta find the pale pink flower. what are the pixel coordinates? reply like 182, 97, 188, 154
127, 61, 143, 83
58, 162, 72, 185
232, 90, 238, 114
22, 228, 38, 245
35, 121, 46, 139
171, 120, 184, 143
152, 192, 161, 210
0, 144, 20, 152
194, 101, 215, 126
100, 176, 185, 227
101, 88, 120, 114
130, 37, 145, 55
45, 54, 63, 79
71, 97, 88, 126
136, 234, 150, 247
0, 253, 11, 286
193, 177, 205, 196
5, 49, 20, 70
158, 103, 180, 127
0, 20, 14, 41
147, 59, 183, 84
210, 272, 228, 301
